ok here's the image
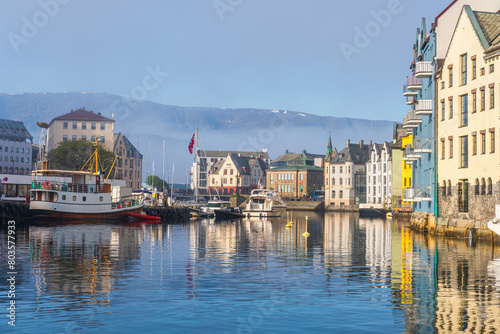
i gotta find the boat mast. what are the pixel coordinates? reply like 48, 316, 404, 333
147, 138, 151, 189
162, 137, 166, 194
195, 128, 199, 203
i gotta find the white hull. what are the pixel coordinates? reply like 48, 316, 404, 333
244, 205, 286, 217
488, 219, 500, 236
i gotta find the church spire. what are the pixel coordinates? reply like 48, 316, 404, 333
326, 132, 332, 157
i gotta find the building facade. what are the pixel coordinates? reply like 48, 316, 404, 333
270, 149, 324, 168
46, 108, 115, 152
366, 142, 392, 206
113, 133, 143, 190
266, 157, 323, 199
208, 153, 267, 195
325, 138, 370, 208
0, 119, 33, 176
191, 149, 270, 194
436, 6, 500, 220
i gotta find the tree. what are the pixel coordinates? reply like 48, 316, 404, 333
47, 140, 116, 176
146, 175, 169, 192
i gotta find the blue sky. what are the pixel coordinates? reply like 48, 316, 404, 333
1, 0, 449, 121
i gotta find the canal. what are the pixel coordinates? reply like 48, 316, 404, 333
1, 212, 500, 333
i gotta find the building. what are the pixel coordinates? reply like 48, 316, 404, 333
270, 149, 324, 168
436, 6, 500, 220
324, 138, 370, 208
365, 142, 392, 206
266, 156, 323, 198
191, 149, 270, 194
113, 133, 143, 190
208, 153, 267, 195
46, 108, 115, 152
400, 133, 414, 209
401, 18, 437, 214
0, 119, 34, 198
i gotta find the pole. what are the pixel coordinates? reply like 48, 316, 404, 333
195, 128, 199, 203
162, 137, 166, 193
171, 161, 175, 203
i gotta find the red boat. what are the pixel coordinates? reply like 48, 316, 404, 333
126, 212, 161, 221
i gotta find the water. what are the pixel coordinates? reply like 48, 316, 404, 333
1, 212, 500, 333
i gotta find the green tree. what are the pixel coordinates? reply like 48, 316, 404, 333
47, 140, 116, 176
146, 175, 169, 192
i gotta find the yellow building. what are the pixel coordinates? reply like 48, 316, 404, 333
436, 6, 500, 220
401, 133, 413, 209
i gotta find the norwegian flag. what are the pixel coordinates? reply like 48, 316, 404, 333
188, 133, 195, 154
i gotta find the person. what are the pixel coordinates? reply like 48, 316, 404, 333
25, 194, 30, 204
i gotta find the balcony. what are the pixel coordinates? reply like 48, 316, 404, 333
415, 99, 433, 115
407, 110, 422, 125
415, 61, 433, 78
403, 115, 418, 129
402, 145, 419, 162
402, 187, 415, 202
404, 186, 432, 202
406, 95, 415, 105
414, 138, 432, 154
407, 76, 422, 90
403, 84, 418, 97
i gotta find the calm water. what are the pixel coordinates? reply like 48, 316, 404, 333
1, 212, 500, 333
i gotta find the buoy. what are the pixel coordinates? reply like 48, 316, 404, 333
43, 181, 51, 189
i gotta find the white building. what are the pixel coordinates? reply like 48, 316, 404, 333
366, 142, 392, 206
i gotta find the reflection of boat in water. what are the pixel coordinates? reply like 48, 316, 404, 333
243, 189, 286, 218
30, 141, 144, 220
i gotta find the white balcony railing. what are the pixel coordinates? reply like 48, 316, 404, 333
407, 76, 422, 90
403, 84, 418, 97
415, 99, 433, 115
406, 95, 415, 105
407, 110, 422, 124
415, 61, 433, 78
403, 145, 419, 161
414, 138, 432, 154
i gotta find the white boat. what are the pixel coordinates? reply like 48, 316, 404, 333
243, 189, 286, 218
30, 142, 144, 220
202, 199, 232, 218
487, 204, 500, 236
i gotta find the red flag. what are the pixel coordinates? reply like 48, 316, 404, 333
188, 133, 195, 154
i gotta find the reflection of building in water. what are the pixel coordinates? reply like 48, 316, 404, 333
362, 218, 391, 284
323, 212, 360, 267
29, 223, 148, 301
434, 240, 500, 333
189, 220, 239, 266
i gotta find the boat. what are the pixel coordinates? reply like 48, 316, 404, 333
243, 189, 286, 217
487, 205, 500, 236
201, 199, 232, 218
126, 212, 161, 221
214, 206, 245, 220
30, 141, 144, 220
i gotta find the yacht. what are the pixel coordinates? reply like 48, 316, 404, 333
243, 189, 286, 218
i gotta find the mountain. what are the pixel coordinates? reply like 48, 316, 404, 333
0, 92, 395, 182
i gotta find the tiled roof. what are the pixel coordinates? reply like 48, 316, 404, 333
268, 164, 323, 171
328, 143, 370, 165
272, 151, 323, 163
0, 119, 33, 142
198, 150, 269, 159
52, 108, 114, 123
474, 11, 500, 50
122, 135, 142, 159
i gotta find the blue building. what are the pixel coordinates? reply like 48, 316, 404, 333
402, 19, 437, 217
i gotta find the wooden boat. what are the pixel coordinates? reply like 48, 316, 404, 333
30, 141, 144, 220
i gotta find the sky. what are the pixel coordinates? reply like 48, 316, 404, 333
0, 0, 452, 122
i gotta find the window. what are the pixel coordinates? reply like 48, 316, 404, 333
91, 123, 96, 130
63, 122, 68, 129
100, 136, 105, 143
9, 147, 13, 153
270, 174, 273, 180
460, 54, 467, 85
20, 148, 23, 153
481, 88, 485, 111
460, 136, 468, 168
490, 129, 495, 153
481, 67, 485, 76
26, 158, 29, 163
332, 178, 335, 185
472, 92, 477, 113
300, 174, 303, 180
91, 136, 96, 142
72, 122, 77, 129
15, 147, 19, 153
340, 166, 343, 173
72, 135, 77, 141
339, 190, 343, 199
490, 86, 495, 109
441, 81, 445, 89
472, 134, 477, 155
460, 94, 468, 126
481, 178, 486, 195
82, 135, 87, 141
100, 123, 105, 130
62, 135, 68, 142
475, 179, 480, 195
472, 57, 476, 79
449, 67, 453, 87
449, 98, 453, 119
21, 157, 24, 163
99, 196, 103, 201
481, 132, 486, 154
488, 178, 493, 195
441, 100, 445, 120
340, 178, 343, 185
26, 149, 29, 154
62, 195, 66, 200
73, 196, 77, 201
83, 196, 86, 202
449, 138, 453, 158
332, 190, 335, 198
82, 122, 87, 130
489, 64, 494, 73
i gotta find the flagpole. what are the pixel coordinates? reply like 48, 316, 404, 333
171, 161, 175, 203
147, 137, 151, 190
195, 128, 199, 203
162, 137, 166, 193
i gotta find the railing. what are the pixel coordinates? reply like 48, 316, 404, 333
414, 138, 432, 153
111, 194, 144, 210
406, 95, 415, 105
406, 111, 422, 124
415, 61, 433, 77
31, 181, 104, 194
403, 186, 432, 202
403, 84, 418, 96
407, 75, 422, 88
403, 146, 419, 161
415, 99, 433, 114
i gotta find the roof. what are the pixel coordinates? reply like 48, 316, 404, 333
211, 154, 268, 175
366, 142, 392, 163
51, 108, 114, 124
198, 150, 269, 159
473, 10, 500, 53
327, 142, 370, 165
122, 135, 142, 159
272, 150, 323, 163
0, 119, 33, 143
268, 164, 324, 172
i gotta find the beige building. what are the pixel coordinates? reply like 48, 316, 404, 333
436, 6, 500, 219
113, 133, 143, 190
47, 108, 115, 152
208, 153, 267, 195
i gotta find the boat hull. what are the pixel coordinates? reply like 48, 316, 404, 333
488, 219, 500, 236
30, 206, 144, 221
214, 209, 245, 220
243, 206, 286, 218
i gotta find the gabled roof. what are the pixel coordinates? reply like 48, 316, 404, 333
122, 135, 142, 159
51, 108, 114, 124
327, 143, 370, 165
366, 142, 392, 163
198, 150, 269, 159
0, 119, 32, 143
272, 150, 323, 164
473, 9, 500, 54
210, 159, 225, 175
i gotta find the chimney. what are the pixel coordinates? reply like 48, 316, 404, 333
285, 149, 289, 154
302, 149, 306, 155
359, 140, 363, 147
346, 139, 350, 148
369, 140, 372, 146
98, 112, 101, 116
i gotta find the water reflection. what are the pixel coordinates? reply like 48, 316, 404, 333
2, 214, 500, 333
